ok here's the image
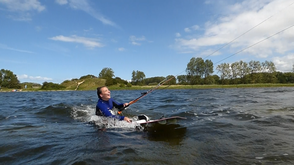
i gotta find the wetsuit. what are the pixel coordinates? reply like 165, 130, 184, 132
96, 98, 125, 120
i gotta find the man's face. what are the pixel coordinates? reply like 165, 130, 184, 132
100, 87, 111, 101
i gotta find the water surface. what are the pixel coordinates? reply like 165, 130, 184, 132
1, 87, 294, 164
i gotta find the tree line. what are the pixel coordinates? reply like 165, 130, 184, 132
1, 59, 294, 90
179, 57, 294, 85
97, 68, 177, 86
98, 58, 294, 86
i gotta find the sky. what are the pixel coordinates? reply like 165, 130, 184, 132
1, 0, 294, 84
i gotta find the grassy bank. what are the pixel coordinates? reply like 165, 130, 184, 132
109, 83, 294, 91
1, 83, 294, 92
167, 83, 294, 89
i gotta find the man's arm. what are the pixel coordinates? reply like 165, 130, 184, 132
97, 102, 124, 120
112, 100, 124, 109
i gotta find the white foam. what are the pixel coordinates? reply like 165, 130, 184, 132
90, 115, 142, 129
71, 105, 142, 129
71, 105, 94, 122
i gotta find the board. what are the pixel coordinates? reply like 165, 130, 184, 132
135, 116, 187, 125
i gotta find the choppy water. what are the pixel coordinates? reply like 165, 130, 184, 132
1, 87, 294, 165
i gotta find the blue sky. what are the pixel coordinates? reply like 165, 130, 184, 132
1, 0, 294, 84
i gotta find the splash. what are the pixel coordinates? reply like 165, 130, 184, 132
71, 105, 95, 122
89, 115, 142, 129
71, 104, 142, 129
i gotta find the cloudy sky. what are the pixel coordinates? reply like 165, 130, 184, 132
1, 0, 294, 83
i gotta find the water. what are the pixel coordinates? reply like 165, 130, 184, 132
1, 87, 294, 165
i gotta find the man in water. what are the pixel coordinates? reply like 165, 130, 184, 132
96, 86, 131, 123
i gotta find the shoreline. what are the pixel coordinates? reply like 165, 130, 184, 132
109, 83, 294, 91
1, 83, 294, 92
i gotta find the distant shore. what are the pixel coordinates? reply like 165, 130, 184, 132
2, 83, 294, 92
110, 83, 294, 90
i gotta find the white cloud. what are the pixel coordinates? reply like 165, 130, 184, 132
131, 42, 140, 46
17, 74, 53, 81
55, 0, 68, 5
118, 47, 125, 51
174, 0, 294, 66
175, 33, 181, 37
49, 35, 104, 48
184, 28, 191, 33
0, 0, 45, 21
56, 0, 116, 27
0, 43, 34, 54
191, 25, 200, 30
272, 54, 294, 72
204, 0, 213, 5
184, 25, 200, 33
129, 35, 146, 46
0, 0, 45, 12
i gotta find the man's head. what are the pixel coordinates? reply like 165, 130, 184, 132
97, 86, 111, 100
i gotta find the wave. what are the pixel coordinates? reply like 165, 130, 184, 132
36, 103, 72, 116
261, 88, 294, 93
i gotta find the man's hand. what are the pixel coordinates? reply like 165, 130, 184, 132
124, 117, 131, 123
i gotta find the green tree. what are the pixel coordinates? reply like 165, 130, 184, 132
80, 74, 97, 80
231, 61, 240, 83
165, 75, 176, 85
186, 57, 205, 78
284, 72, 294, 83
131, 70, 145, 85
211, 75, 220, 84
0, 71, 2, 86
99, 68, 114, 79
105, 78, 114, 86
132, 70, 136, 82
239, 61, 250, 83
249, 60, 261, 73
114, 77, 128, 85
126, 83, 132, 87
187, 75, 203, 85
204, 59, 214, 78
144, 76, 165, 85
216, 63, 231, 84
276, 72, 287, 83
263, 61, 276, 73
231, 60, 249, 84
177, 75, 188, 85
41, 82, 65, 90
261, 61, 277, 83
204, 75, 215, 84
0, 69, 21, 88
186, 57, 208, 84
249, 60, 262, 83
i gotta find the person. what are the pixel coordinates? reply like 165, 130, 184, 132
96, 86, 131, 123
